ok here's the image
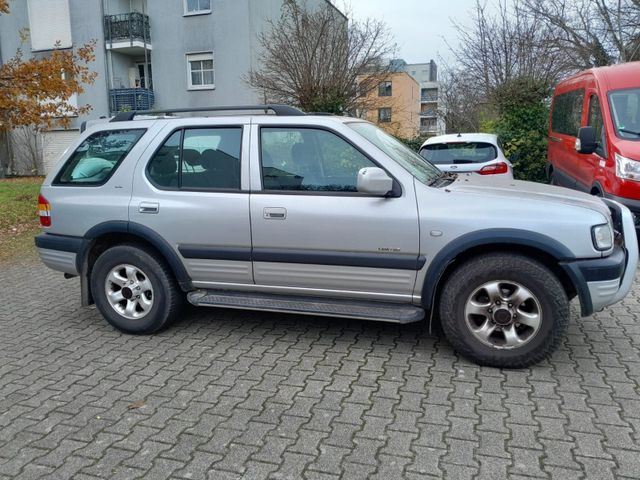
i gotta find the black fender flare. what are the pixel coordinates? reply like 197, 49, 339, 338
76, 221, 192, 293
421, 228, 580, 312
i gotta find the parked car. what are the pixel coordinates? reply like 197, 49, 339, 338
419, 133, 513, 178
547, 61, 640, 227
35, 105, 637, 368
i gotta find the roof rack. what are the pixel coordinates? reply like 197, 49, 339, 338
110, 104, 305, 122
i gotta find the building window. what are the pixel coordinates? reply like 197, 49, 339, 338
378, 108, 392, 123
184, 0, 211, 15
421, 88, 438, 102
27, 0, 72, 51
187, 52, 215, 90
378, 81, 392, 97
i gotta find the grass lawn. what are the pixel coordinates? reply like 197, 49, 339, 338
0, 176, 43, 262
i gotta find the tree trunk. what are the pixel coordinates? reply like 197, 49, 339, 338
0, 131, 9, 178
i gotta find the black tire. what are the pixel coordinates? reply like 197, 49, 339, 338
438, 253, 570, 368
91, 243, 183, 334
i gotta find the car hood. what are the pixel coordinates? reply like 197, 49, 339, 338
447, 173, 611, 218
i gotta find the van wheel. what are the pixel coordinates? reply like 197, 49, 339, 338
91, 244, 182, 334
438, 253, 569, 368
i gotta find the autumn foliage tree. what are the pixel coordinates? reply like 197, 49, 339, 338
0, 0, 97, 132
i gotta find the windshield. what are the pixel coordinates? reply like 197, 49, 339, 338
347, 122, 442, 184
609, 88, 640, 141
420, 141, 497, 165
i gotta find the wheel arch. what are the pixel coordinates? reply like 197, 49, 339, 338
76, 221, 192, 306
422, 229, 580, 321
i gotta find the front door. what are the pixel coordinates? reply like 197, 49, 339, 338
130, 121, 253, 286
574, 93, 608, 190
249, 125, 421, 302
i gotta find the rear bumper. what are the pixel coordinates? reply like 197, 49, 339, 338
562, 201, 638, 316
35, 233, 82, 275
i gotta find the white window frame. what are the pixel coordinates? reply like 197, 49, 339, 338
186, 52, 215, 90
183, 0, 212, 16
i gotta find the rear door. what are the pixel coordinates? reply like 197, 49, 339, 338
248, 122, 421, 302
130, 120, 253, 286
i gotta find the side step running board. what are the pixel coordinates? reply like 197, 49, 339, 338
187, 290, 425, 324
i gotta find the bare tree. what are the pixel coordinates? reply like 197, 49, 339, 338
448, 0, 570, 100
246, 0, 396, 113
437, 68, 484, 133
524, 0, 640, 68
9, 126, 43, 175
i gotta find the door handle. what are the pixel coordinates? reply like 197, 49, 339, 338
139, 202, 159, 214
264, 207, 287, 220
550, 136, 562, 143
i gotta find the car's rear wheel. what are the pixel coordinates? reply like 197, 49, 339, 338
438, 253, 569, 368
91, 244, 182, 334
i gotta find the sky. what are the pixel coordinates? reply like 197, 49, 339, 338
345, 0, 486, 68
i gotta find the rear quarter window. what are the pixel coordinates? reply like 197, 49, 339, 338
551, 89, 585, 136
54, 129, 146, 186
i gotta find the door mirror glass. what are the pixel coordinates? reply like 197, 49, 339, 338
575, 126, 598, 154
357, 167, 393, 196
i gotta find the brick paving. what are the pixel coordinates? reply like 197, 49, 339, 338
1, 258, 639, 479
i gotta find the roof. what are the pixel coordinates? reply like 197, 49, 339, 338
559, 61, 640, 92
422, 133, 498, 147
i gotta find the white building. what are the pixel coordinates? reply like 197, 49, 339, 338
405, 60, 446, 136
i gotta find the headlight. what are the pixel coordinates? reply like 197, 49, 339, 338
615, 153, 640, 181
592, 224, 613, 251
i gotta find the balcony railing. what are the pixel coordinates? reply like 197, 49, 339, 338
109, 88, 154, 112
104, 12, 151, 44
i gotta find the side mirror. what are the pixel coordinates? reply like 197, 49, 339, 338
575, 126, 598, 154
357, 167, 393, 196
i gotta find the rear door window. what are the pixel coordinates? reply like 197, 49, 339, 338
147, 127, 242, 190
54, 129, 145, 185
419, 142, 497, 165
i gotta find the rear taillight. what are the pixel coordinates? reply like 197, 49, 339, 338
38, 194, 51, 227
479, 162, 509, 175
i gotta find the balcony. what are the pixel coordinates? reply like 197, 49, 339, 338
104, 12, 152, 55
109, 88, 155, 112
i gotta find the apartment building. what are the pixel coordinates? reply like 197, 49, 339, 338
0, 0, 337, 174
358, 66, 420, 139
405, 60, 445, 136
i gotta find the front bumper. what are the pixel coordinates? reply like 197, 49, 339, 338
562, 200, 638, 316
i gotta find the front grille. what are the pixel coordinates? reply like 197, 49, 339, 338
608, 205, 625, 247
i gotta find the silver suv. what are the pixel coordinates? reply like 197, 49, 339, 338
35, 105, 638, 367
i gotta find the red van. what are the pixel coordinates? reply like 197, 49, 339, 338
547, 62, 640, 225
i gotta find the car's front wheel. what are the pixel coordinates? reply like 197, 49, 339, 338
91, 244, 182, 334
438, 253, 570, 368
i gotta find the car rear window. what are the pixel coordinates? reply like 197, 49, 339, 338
54, 129, 146, 186
419, 142, 497, 165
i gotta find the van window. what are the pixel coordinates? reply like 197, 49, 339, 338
609, 88, 640, 141
587, 95, 607, 157
54, 129, 146, 185
551, 89, 585, 136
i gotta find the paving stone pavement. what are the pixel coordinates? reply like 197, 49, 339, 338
1, 258, 640, 480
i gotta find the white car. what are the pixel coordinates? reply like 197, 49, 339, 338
419, 133, 513, 178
